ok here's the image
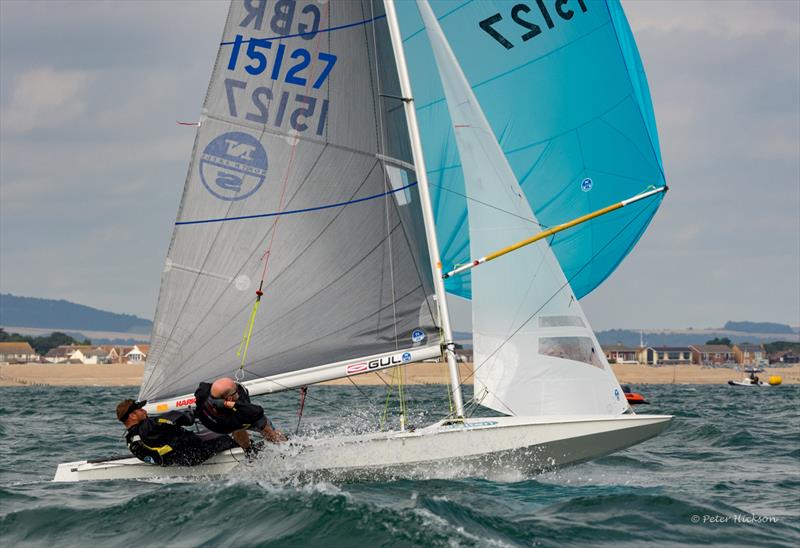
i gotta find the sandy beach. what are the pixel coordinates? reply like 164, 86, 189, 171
610, 363, 800, 385
0, 363, 147, 387
2, 362, 799, 388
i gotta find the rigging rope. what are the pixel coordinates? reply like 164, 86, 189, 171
295, 386, 308, 435
380, 369, 397, 430
236, 283, 263, 369
380, 365, 409, 431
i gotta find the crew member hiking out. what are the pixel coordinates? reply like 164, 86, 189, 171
194, 377, 287, 448
117, 399, 238, 466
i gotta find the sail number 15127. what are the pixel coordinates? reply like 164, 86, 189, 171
479, 0, 588, 50
223, 78, 328, 136
227, 34, 337, 89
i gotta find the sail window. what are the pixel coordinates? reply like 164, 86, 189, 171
538, 337, 603, 369
385, 164, 412, 206
538, 316, 585, 328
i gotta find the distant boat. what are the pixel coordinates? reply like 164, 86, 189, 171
621, 385, 649, 405
728, 368, 781, 387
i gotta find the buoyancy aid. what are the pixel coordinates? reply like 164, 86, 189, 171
124, 412, 195, 464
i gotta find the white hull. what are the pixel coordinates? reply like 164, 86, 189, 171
54, 414, 671, 482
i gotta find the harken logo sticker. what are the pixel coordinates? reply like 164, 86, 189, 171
411, 329, 426, 344
580, 177, 593, 192
200, 131, 267, 201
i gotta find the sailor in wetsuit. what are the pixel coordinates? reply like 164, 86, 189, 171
194, 377, 287, 449
116, 399, 238, 466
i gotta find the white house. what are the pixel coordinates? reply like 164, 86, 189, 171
125, 344, 149, 363
44, 345, 115, 364
44, 346, 75, 364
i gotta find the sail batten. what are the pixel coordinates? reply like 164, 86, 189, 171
141, 1, 441, 402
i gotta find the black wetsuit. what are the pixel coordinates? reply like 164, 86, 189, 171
194, 382, 269, 434
125, 410, 238, 466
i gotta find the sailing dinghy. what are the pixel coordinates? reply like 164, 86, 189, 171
55, 0, 670, 483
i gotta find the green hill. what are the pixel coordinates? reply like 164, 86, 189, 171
0, 294, 152, 333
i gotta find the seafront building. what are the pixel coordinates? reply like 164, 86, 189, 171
732, 343, 765, 366
124, 344, 149, 362
43, 346, 74, 363
40, 344, 149, 365
0, 342, 39, 363
0, 334, 792, 368
689, 344, 735, 365
602, 342, 786, 367
605, 346, 640, 364
602, 344, 693, 365
769, 351, 799, 364
640, 347, 693, 365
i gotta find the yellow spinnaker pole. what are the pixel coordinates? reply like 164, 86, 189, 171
442, 186, 667, 280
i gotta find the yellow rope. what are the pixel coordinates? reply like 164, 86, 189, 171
380, 367, 398, 431
398, 363, 406, 420
379, 365, 411, 430
236, 299, 261, 366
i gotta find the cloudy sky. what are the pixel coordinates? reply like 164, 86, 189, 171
1, 0, 798, 331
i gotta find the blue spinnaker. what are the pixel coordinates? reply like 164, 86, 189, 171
397, 0, 666, 299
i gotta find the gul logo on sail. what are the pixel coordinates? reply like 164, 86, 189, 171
200, 131, 268, 201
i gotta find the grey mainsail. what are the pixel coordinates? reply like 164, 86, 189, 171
140, 0, 439, 402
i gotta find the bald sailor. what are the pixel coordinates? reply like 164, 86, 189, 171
194, 377, 287, 449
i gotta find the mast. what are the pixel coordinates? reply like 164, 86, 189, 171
383, 0, 465, 418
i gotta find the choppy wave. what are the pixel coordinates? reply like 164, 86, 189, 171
1, 384, 799, 547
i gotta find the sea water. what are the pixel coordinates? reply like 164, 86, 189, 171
1, 384, 798, 547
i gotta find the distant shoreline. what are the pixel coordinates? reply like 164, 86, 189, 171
1, 362, 799, 388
